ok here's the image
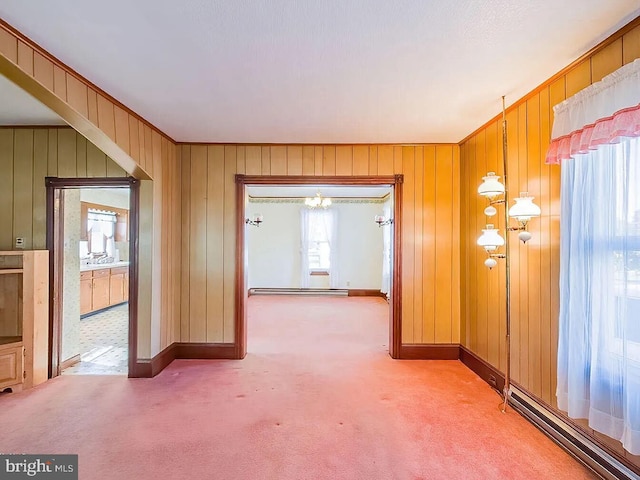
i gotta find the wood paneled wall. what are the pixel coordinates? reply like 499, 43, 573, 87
460, 20, 640, 463
0, 20, 183, 360
0, 127, 125, 251
0, 127, 181, 358
180, 144, 460, 345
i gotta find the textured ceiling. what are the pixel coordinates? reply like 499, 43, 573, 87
1, 1, 639, 143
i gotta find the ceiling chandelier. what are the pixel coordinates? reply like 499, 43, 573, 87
305, 191, 332, 209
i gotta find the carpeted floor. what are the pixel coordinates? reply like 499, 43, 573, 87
0, 296, 595, 479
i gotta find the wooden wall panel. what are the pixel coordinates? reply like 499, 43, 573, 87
0, 127, 116, 252
180, 143, 460, 346
459, 21, 639, 464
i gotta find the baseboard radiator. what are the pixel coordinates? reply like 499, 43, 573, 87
248, 288, 348, 297
509, 385, 638, 480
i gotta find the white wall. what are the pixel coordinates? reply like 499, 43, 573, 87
247, 201, 384, 289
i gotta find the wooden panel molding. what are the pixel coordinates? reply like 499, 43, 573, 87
398, 344, 460, 360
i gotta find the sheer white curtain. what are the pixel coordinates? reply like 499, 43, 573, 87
380, 200, 392, 296
558, 137, 640, 454
323, 209, 339, 289
553, 58, 640, 454
300, 208, 310, 288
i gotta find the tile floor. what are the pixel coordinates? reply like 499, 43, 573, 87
62, 304, 128, 375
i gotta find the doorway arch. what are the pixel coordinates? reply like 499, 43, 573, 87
235, 174, 403, 359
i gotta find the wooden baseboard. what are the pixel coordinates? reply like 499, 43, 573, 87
60, 354, 80, 371
129, 342, 238, 378
398, 344, 460, 360
174, 343, 237, 359
459, 345, 505, 393
347, 289, 387, 297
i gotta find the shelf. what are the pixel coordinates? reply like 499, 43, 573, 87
0, 269, 24, 275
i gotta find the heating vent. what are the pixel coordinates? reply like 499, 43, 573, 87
248, 288, 348, 297
509, 386, 638, 480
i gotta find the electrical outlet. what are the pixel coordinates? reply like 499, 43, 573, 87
15, 237, 24, 249
346, 281, 350, 286
488, 374, 497, 388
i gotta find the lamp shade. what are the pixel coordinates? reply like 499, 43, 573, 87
477, 172, 505, 198
508, 193, 541, 221
477, 224, 504, 251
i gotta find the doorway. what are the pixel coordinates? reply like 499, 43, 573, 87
235, 175, 403, 359
46, 177, 139, 378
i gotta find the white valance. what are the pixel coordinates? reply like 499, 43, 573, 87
546, 58, 640, 164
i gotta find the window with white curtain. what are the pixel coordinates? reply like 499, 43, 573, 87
87, 209, 117, 255
307, 210, 332, 272
553, 58, 640, 455
558, 137, 640, 453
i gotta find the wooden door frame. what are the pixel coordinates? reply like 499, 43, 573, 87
45, 177, 140, 377
235, 174, 403, 359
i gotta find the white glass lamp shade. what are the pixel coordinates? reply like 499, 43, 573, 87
477, 224, 504, 252
508, 193, 541, 221
477, 172, 505, 198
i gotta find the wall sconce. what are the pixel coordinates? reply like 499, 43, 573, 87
374, 215, 393, 227
245, 214, 263, 227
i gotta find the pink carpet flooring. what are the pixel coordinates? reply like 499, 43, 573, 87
0, 296, 595, 479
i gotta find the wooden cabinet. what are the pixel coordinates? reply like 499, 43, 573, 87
80, 265, 129, 316
109, 267, 126, 305
0, 251, 49, 391
80, 271, 93, 315
0, 340, 23, 390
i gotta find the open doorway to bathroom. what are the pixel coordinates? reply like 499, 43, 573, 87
46, 177, 139, 377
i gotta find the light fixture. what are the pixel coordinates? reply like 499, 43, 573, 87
478, 172, 506, 199
374, 215, 393, 227
475, 97, 542, 414
305, 191, 332, 209
477, 224, 504, 252
245, 214, 263, 227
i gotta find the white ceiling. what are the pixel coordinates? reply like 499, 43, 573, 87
1, 1, 639, 142
0, 74, 65, 126
247, 185, 391, 199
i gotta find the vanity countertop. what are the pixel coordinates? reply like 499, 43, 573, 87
80, 261, 130, 272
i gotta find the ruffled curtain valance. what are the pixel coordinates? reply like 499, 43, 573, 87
546, 58, 640, 164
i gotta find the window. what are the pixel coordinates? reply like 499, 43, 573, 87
557, 136, 640, 453
87, 209, 117, 255
307, 210, 332, 272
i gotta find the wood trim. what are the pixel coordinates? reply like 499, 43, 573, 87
390, 174, 403, 358
459, 345, 506, 393
235, 177, 247, 360
174, 343, 237, 359
0, 18, 175, 144
398, 344, 459, 360
0, 55, 149, 180
238, 175, 398, 186
129, 360, 151, 378
347, 289, 386, 297
178, 142, 460, 147
236, 174, 404, 360
459, 14, 640, 144
45, 177, 140, 379
59, 354, 80, 371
